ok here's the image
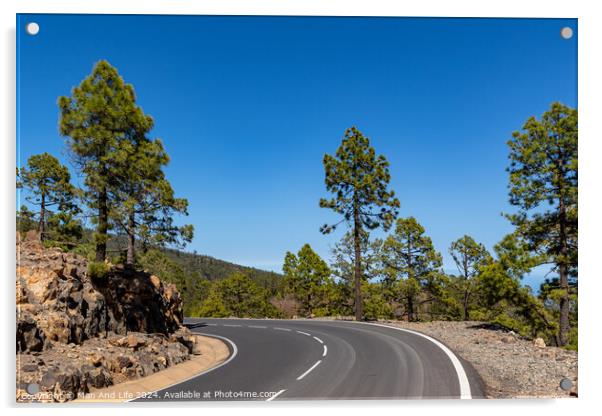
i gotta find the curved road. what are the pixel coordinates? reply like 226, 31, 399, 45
140, 318, 485, 401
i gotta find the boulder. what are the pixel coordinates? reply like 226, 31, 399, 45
86, 352, 104, 367
149, 275, 161, 289
126, 334, 145, 349
533, 337, 546, 348
36, 312, 70, 344
17, 313, 46, 352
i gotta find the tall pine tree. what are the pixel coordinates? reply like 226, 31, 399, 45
110, 135, 193, 266
506, 102, 577, 346
320, 127, 399, 320
59, 60, 153, 261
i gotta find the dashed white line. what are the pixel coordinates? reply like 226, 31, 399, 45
296, 330, 311, 336
223, 324, 242, 327
248, 325, 267, 329
313, 336, 323, 344
206, 323, 217, 326
322, 345, 328, 357
274, 327, 291, 331
266, 389, 286, 402
296, 360, 322, 380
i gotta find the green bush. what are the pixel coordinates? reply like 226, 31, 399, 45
88, 261, 110, 280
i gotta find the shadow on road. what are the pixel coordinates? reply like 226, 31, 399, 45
184, 322, 209, 329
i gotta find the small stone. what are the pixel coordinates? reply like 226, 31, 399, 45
21, 364, 39, 372
87, 352, 104, 367
127, 334, 145, 349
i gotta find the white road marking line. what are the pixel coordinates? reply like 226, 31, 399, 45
274, 327, 291, 331
223, 324, 242, 327
296, 330, 311, 336
206, 323, 217, 326
322, 345, 328, 357
365, 322, 472, 399
296, 360, 322, 380
313, 336, 324, 344
248, 325, 267, 329
128, 333, 238, 402
266, 389, 287, 402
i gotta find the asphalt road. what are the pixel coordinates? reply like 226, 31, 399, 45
139, 318, 485, 401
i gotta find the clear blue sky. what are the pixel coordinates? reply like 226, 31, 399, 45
17, 15, 577, 290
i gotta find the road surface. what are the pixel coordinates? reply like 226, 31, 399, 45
138, 318, 485, 401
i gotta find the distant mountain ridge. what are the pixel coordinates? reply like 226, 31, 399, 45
161, 247, 282, 289
107, 235, 283, 294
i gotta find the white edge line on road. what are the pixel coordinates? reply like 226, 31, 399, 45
313, 336, 323, 344
127, 332, 239, 402
274, 327, 291, 331
322, 345, 327, 357
296, 330, 311, 336
296, 360, 322, 380
364, 322, 472, 399
266, 389, 287, 402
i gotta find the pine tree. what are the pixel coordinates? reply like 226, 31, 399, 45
449, 235, 491, 320
283, 244, 332, 317
320, 127, 399, 320
506, 102, 578, 346
59, 60, 153, 261
16, 205, 37, 234
210, 273, 278, 318
197, 286, 229, 318
110, 136, 193, 266
381, 217, 442, 321
477, 234, 557, 342
19, 153, 77, 240
330, 230, 382, 315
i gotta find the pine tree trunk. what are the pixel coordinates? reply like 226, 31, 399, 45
558, 196, 570, 346
463, 255, 470, 321
353, 195, 363, 321
38, 193, 45, 241
95, 187, 108, 262
407, 240, 415, 321
126, 212, 136, 268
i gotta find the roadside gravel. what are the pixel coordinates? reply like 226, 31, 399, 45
379, 320, 577, 398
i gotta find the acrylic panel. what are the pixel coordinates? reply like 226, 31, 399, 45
16, 14, 578, 403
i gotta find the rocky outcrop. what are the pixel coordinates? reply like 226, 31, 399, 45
16, 238, 183, 352
16, 236, 195, 402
